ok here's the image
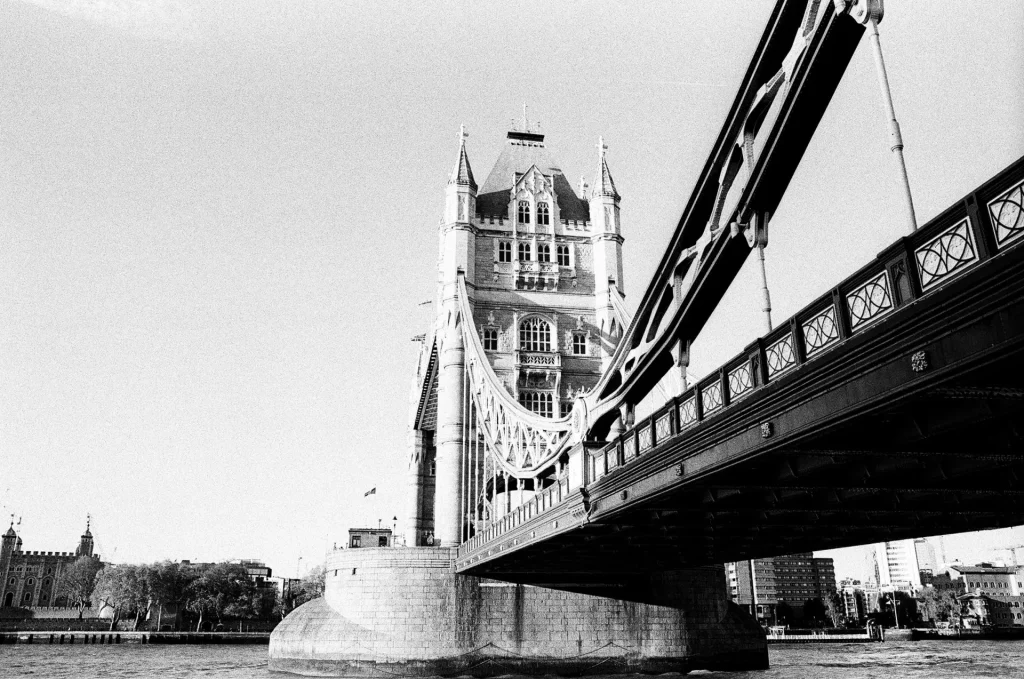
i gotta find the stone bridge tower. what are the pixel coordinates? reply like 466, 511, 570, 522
406, 123, 625, 547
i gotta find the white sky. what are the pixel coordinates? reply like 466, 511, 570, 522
1, 1, 1022, 581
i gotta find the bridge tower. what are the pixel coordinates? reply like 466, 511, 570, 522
407, 123, 625, 547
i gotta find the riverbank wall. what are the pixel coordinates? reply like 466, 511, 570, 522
269, 546, 767, 677
0, 631, 269, 645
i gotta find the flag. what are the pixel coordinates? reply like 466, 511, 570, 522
364, 488, 376, 497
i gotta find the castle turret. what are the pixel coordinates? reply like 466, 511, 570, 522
590, 137, 624, 365
1, 522, 17, 565
75, 517, 94, 558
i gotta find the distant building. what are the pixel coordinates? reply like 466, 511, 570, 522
873, 540, 921, 591
725, 553, 836, 624
947, 563, 1024, 627
725, 559, 777, 624
774, 553, 837, 615
1, 519, 99, 608
838, 579, 867, 622
914, 538, 938, 575
179, 558, 275, 589
348, 528, 393, 549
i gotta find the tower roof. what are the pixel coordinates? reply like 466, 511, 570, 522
594, 137, 620, 201
449, 125, 477, 192
476, 130, 591, 222
3, 522, 15, 539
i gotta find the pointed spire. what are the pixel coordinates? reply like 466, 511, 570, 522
595, 136, 620, 200
449, 124, 477, 191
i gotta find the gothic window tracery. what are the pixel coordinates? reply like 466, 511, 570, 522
483, 328, 498, 351
518, 391, 553, 418
572, 333, 587, 356
517, 200, 531, 224
557, 244, 570, 266
537, 202, 550, 225
518, 242, 532, 261
538, 244, 551, 263
519, 317, 552, 352
498, 241, 512, 262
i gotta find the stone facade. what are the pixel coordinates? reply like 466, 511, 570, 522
270, 547, 767, 676
406, 125, 625, 547
1, 521, 97, 609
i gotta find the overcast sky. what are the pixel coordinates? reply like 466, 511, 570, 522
1, 1, 1022, 580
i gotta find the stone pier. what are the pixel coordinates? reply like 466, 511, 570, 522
269, 547, 767, 676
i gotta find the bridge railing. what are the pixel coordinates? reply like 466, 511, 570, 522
458, 156, 1024, 559
584, 156, 1023, 481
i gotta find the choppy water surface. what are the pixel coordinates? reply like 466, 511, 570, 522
2, 641, 1024, 679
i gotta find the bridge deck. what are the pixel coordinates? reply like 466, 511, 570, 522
456, 156, 1024, 593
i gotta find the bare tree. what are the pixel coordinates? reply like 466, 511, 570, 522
55, 556, 103, 617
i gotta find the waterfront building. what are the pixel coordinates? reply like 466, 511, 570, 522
726, 559, 778, 624
1, 519, 98, 609
838, 579, 867, 623
872, 539, 922, 591
725, 553, 836, 623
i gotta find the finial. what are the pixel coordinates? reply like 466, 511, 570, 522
459, 124, 468, 144
598, 136, 608, 160
523, 104, 529, 133
86, 513, 91, 531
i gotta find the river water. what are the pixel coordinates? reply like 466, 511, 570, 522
2, 642, 1024, 679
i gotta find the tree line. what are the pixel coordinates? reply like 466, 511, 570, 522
53, 556, 296, 630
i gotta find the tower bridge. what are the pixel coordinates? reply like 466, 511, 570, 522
271, 0, 1024, 674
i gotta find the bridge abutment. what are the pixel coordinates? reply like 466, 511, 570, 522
269, 547, 767, 676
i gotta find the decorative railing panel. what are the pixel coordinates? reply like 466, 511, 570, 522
638, 425, 653, 453
679, 398, 697, 428
801, 305, 840, 358
988, 179, 1024, 248
846, 271, 894, 330
915, 219, 978, 289
766, 333, 796, 378
655, 411, 672, 442
728, 363, 754, 401
702, 381, 723, 413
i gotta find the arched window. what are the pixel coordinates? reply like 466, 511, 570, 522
26, 578, 34, 586
557, 244, 570, 266
498, 241, 512, 263
518, 391, 553, 418
538, 244, 551, 263
43, 579, 50, 588
537, 202, 550, 225
483, 329, 498, 352
519, 318, 552, 352
6, 578, 13, 586
517, 201, 531, 224
517, 242, 532, 261
572, 333, 587, 356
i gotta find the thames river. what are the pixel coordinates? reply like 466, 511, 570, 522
2, 642, 1024, 678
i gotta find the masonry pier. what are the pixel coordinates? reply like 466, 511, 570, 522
269, 547, 766, 676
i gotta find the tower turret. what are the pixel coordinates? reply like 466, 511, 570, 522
75, 515, 94, 558
1, 520, 17, 565
440, 126, 478, 287
590, 137, 624, 365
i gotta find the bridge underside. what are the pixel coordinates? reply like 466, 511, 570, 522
460, 239, 1024, 596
